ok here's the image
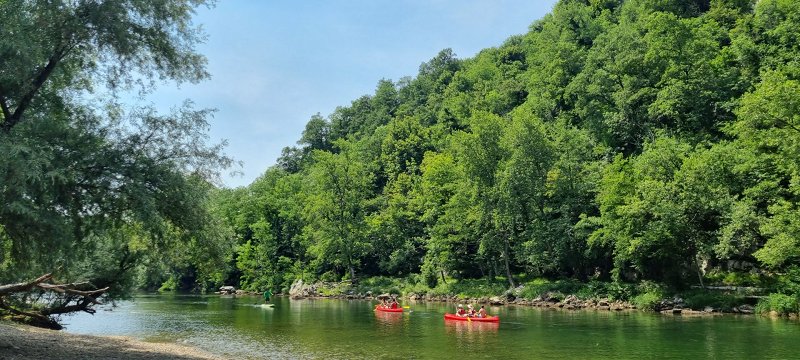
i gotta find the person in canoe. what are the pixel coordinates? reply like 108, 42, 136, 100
263, 289, 272, 304
390, 297, 399, 309
467, 304, 476, 317
476, 305, 487, 318
456, 304, 467, 317
379, 298, 389, 308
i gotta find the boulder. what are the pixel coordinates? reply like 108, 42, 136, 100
663, 306, 682, 315
489, 296, 504, 305
738, 304, 754, 314
219, 286, 236, 295
290, 279, 315, 299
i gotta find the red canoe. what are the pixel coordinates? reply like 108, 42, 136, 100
375, 305, 404, 313
443, 313, 500, 322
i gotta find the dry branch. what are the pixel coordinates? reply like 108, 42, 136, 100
0, 273, 53, 295
0, 273, 110, 330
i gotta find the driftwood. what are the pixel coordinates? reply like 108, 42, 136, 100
0, 273, 110, 330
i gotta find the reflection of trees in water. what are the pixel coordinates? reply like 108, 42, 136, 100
444, 320, 499, 346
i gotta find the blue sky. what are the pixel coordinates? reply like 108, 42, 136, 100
148, 0, 559, 187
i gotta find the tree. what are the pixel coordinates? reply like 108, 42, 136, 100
729, 67, 800, 268
0, 0, 231, 326
415, 151, 469, 287
304, 140, 374, 281
0, 0, 210, 132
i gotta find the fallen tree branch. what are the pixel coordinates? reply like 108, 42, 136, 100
0, 297, 62, 330
0, 273, 53, 295
0, 273, 111, 330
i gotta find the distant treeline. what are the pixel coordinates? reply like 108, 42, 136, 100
159, 0, 800, 299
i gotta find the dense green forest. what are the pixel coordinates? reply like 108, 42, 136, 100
3, 0, 800, 325
191, 0, 800, 311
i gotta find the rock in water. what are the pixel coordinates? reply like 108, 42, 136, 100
289, 279, 305, 298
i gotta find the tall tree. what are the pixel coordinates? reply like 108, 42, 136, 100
304, 140, 374, 281
0, 0, 231, 326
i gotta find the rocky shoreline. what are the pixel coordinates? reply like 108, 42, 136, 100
213, 279, 797, 318
280, 279, 763, 317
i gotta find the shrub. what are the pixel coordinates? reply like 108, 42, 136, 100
705, 270, 772, 288
575, 281, 609, 299
774, 267, 800, 296
606, 282, 636, 301
319, 271, 339, 283
682, 291, 743, 311
158, 277, 178, 292
448, 279, 507, 298
633, 291, 663, 311
519, 278, 554, 299
756, 293, 799, 316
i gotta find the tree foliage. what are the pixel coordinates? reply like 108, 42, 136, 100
211, 0, 800, 294
1, 0, 233, 324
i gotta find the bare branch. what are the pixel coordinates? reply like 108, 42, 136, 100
1, 45, 72, 133
0, 273, 53, 295
0, 273, 110, 329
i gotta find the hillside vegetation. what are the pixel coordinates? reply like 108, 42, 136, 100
165, 0, 800, 313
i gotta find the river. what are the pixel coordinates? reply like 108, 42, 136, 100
63, 294, 800, 359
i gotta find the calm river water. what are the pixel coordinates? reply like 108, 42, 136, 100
64, 294, 800, 359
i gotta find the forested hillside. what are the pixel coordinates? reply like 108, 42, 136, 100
169, 0, 799, 311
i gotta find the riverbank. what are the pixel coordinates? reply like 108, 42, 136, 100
284, 277, 776, 317
0, 321, 217, 360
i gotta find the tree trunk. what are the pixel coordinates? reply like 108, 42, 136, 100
503, 251, 516, 288
501, 229, 516, 288
440, 270, 447, 284
694, 256, 705, 289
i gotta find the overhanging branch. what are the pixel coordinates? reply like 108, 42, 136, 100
0, 273, 111, 330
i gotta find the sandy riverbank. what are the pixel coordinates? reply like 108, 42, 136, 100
0, 322, 218, 359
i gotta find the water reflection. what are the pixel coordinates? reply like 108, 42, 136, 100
374, 310, 404, 326
63, 295, 800, 360
445, 319, 499, 333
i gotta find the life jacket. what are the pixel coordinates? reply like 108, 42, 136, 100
391, 302, 398, 309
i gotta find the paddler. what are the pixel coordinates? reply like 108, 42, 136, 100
456, 304, 467, 317
476, 305, 487, 318
263, 289, 272, 304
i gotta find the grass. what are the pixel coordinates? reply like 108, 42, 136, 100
755, 294, 799, 316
